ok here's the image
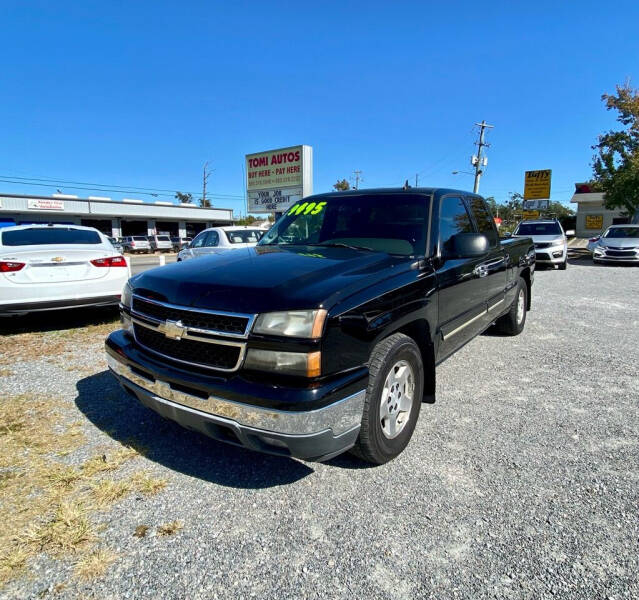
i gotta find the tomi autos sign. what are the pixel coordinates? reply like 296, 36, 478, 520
246, 145, 312, 213
27, 198, 65, 210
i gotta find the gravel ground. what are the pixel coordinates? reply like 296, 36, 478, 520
1, 257, 638, 599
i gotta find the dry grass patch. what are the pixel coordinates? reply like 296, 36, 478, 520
0, 393, 172, 589
157, 521, 183, 536
73, 548, 117, 581
0, 368, 14, 377
133, 525, 149, 538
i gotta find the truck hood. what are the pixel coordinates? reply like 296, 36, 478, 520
131, 245, 413, 313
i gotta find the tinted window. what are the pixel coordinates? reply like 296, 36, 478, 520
157, 236, 170, 241
1, 228, 101, 246
260, 194, 429, 256
132, 236, 147, 241
603, 227, 639, 238
203, 231, 219, 247
515, 222, 562, 236
438, 196, 473, 254
225, 230, 262, 244
467, 197, 498, 246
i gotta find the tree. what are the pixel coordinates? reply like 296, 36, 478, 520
175, 191, 193, 203
592, 82, 639, 216
333, 179, 350, 191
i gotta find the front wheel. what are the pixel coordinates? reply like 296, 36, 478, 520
558, 259, 567, 270
351, 333, 424, 465
494, 276, 527, 336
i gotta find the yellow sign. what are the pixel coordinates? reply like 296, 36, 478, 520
524, 170, 552, 200
246, 145, 304, 191
585, 214, 603, 230
522, 210, 540, 220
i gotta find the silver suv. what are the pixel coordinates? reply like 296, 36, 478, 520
148, 234, 173, 253
122, 236, 152, 254
512, 219, 567, 270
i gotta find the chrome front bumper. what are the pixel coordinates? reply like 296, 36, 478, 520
106, 353, 365, 439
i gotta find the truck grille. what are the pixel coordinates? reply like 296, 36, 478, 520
534, 242, 552, 249
133, 324, 242, 371
132, 296, 250, 336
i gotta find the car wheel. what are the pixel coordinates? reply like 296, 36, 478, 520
494, 276, 527, 336
559, 259, 567, 270
351, 333, 423, 465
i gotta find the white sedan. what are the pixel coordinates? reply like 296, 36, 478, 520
177, 226, 262, 261
0, 224, 130, 316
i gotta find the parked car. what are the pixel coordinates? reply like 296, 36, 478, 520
1, 224, 130, 316
170, 236, 192, 252
148, 234, 173, 253
176, 227, 262, 261
589, 225, 639, 263
108, 236, 124, 254
122, 236, 152, 254
106, 188, 534, 464
511, 219, 567, 270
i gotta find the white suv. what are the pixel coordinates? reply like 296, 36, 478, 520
512, 219, 567, 270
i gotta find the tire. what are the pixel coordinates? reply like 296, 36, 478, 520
351, 333, 424, 465
559, 259, 567, 270
494, 277, 527, 336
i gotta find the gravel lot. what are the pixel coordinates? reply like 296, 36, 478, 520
1, 257, 638, 599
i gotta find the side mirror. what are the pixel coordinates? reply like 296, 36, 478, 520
502, 231, 512, 238
446, 233, 490, 259
565, 229, 575, 238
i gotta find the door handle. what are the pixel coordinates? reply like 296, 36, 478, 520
473, 265, 488, 278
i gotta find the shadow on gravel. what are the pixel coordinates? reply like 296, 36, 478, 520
0, 306, 119, 335
567, 257, 639, 268
75, 371, 314, 489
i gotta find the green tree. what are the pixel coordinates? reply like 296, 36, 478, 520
333, 179, 350, 191
592, 82, 639, 216
174, 191, 193, 203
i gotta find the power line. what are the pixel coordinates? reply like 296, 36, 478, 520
0, 173, 245, 200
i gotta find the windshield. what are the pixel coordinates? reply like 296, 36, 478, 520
515, 222, 562, 236
1, 228, 102, 246
259, 194, 429, 256
224, 230, 262, 244
603, 227, 639, 238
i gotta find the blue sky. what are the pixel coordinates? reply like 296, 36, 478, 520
1, 1, 638, 215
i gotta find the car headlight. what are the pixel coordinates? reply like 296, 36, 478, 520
594, 246, 606, 254
244, 349, 321, 377
121, 281, 133, 309
253, 309, 327, 338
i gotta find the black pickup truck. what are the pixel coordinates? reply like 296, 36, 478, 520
106, 188, 534, 464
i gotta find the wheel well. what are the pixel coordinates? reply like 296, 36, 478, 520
396, 320, 436, 402
520, 267, 532, 310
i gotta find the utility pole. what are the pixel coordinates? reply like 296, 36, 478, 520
352, 170, 363, 190
472, 120, 494, 194
202, 161, 213, 207
415, 173, 419, 188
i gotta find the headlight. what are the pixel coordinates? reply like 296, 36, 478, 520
121, 281, 133, 309
594, 246, 605, 254
244, 349, 321, 377
253, 309, 327, 338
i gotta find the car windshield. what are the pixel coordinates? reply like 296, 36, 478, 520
1, 228, 101, 246
515, 222, 562, 236
225, 230, 262, 244
603, 227, 639, 238
259, 194, 429, 256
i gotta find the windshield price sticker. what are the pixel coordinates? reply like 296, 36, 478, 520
287, 201, 327, 216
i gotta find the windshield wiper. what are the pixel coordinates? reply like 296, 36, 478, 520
313, 242, 375, 252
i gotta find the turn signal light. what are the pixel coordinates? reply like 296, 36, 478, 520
0, 261, 25, 273
91, 256, 128, 268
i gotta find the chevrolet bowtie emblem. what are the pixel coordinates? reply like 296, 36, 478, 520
159, 319, 187, 340
51, 256, 65, 263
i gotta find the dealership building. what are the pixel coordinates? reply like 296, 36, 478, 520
0, 193, 234, 238
569, 183, 637, 238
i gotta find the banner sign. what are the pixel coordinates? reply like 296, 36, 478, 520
27, 199, 65, 210
523, 199, 549, 210
246, 145, 312, 213
524, 170, 552, 200
585, 214, 603, 229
